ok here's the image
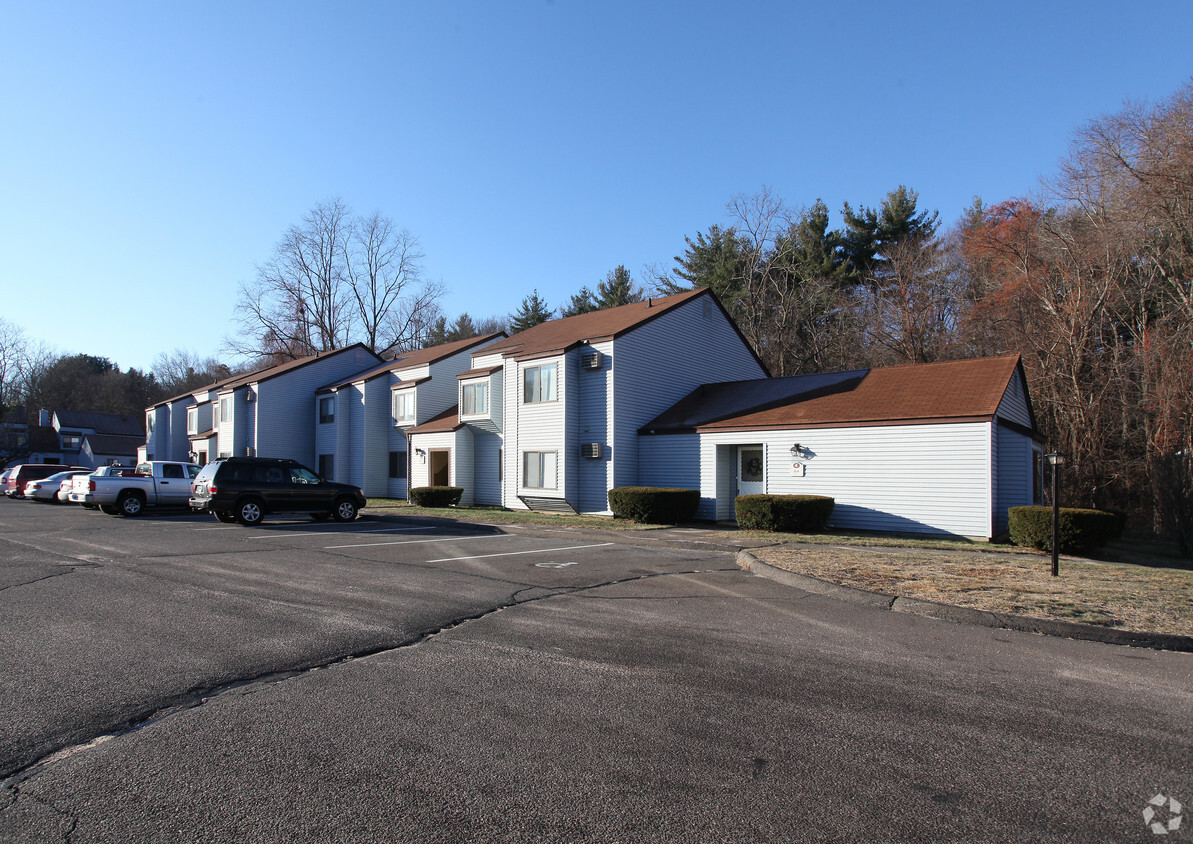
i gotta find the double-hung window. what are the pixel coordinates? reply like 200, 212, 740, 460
393, 391, 415, 425
522, 451, 557, 490
187, 407, 198, 435
220, 398, 231, 423
462, 382, 488, 415
523, 364, 557, 403
319, 396, 335, 424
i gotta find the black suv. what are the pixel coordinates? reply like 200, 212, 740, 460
189, 457, 366, 526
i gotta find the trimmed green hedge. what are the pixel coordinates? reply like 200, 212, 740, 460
736, 494, 835, 533
409, 486, 464, 508
1008, 505, 1121, 554
607, 487, 700, 524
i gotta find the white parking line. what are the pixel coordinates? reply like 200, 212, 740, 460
246, 526, 437, 540
426, 542, 613, 563
326, 534, 518, 550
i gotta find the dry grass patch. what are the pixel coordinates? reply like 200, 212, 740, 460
751, 546, 1193, 637
362, 499, 650, 530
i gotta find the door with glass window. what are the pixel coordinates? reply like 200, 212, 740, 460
737, 446, 765, 497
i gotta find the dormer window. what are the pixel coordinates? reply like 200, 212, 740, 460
393, 391, 415, 425
462, 382, 488, 416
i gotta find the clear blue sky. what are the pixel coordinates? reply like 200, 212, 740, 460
3, 1, 1191, 373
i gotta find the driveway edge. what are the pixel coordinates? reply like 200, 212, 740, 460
738, 550, 1193, 653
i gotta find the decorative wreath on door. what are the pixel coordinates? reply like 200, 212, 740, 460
746, 457, 763, 476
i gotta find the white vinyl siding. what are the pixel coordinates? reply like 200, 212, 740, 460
574, 341, 614, 513
997, 371, 1033, 429
253, 346, 381, 467
995, 423, 1035, 534
509, 355, 567, 507
641, 421, 996, 538
612, 295, 766, 493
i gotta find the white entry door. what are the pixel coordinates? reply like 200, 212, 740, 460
737, 446, 765, 496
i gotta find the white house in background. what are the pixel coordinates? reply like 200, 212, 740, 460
407, 288, 769, 510
314, 333, 505, 497
142, 345, 384, 468
638, 355, 1042, 540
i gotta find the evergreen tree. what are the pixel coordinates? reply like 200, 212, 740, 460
658, 225, 749, 312
561, 286, 599, 317
422, 316, 450, 347
509, 290, 552, 333
447, 313, 477, 342
595, 265, 644, 308
841, 186, 940, 282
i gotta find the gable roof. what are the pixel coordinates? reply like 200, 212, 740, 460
317, 333, 506, 393
82, 433, 143, 457
641, 355, 1031, 434
217, 344, 384, 393
55, 409, 145, 436
482, 288, 722, 361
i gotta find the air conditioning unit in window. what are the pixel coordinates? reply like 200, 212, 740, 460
580, 443, 602, 459
581, 351, 603, 370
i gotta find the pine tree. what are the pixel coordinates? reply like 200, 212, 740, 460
509, 290, 552, 333
595, 265, 644, 309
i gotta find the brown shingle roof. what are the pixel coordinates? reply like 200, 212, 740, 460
483, 289, 710, 360
318, 333, 506, 392
406, 405, 463, 434
643, 355, 1029, 433
220, 344, 383, 392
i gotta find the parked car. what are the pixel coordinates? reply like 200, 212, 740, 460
25, 469, 91, 503
189, 457, 366, 526
5, 464, 88, 499
0, 469, 10, 492
69, 461, 202, 515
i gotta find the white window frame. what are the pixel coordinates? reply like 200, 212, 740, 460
523, 363, 557, 404
522, 450, 557, 490
393, 391, 415, 425
187, 407, 198, 436
319, 395, 335, 424
146, 413, 155, 434
461, 381, 488, 416
220, 397, 231, 423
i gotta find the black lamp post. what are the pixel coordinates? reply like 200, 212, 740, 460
1046, 452, 1064, 576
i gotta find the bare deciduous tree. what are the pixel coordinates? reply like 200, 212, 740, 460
230, 199, 444, 361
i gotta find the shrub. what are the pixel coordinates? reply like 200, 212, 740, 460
1008, 505, 1120, 554
736, 494, 835, 533
409, 486, 464, 508
607, 487, 700, 524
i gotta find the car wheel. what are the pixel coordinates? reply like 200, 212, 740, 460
117, 491, 145, 516
331, 497, 358, 522
99, 504, 120, 515
235, 498, 264, 526
214, 511, 237, 524
310, 512, 331, 521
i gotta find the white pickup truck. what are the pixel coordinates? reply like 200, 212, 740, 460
69, 461, 202, 516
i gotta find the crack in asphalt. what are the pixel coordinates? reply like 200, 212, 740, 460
0, 566, 736, 795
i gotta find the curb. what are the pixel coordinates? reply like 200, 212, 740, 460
738, 550, 1193, 654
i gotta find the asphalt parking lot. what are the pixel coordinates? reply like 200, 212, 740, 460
1, 501, 1191, 842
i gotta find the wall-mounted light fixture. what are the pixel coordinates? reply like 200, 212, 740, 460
789, 443, 803, 457
415, 448, 426, 462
